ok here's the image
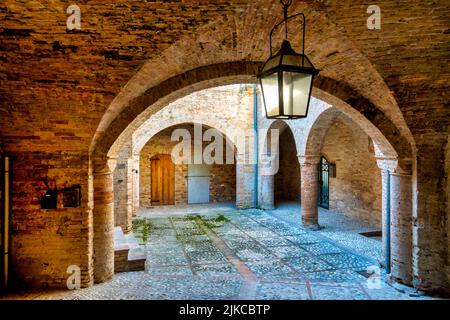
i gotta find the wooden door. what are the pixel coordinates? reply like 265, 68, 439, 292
151, 154, 175, 205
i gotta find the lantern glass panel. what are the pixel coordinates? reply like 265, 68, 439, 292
282, 71, 312, 117
282, 54, 313, 68
262, 56, 281, 73
261, 72, 280, 118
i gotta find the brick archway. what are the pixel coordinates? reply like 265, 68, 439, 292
90, 0, 416, 163
301, 103, 415, 285
89, 62, 416, 283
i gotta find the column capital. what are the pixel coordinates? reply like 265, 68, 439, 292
375, 157, 398, 172
236, 152, 246, 165
93, 156, 117, 175
297, 154, 321, 166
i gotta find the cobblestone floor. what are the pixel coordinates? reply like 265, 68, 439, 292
3, 204, 435, 300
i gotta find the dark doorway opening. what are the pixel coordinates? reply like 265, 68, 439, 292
274, 127, 300, 204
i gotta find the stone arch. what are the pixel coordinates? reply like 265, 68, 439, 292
95, 63, 259, 162
134, 118, 240, 156
259, 119, 289, 155
302, 92, 399, 162
131, 85, 251, 157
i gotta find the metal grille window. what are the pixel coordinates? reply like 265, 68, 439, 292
318, 156, 329, 209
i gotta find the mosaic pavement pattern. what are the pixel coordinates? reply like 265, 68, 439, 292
5, 207, 435, 300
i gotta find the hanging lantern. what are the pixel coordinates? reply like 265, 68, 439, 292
258, 0, 319, 119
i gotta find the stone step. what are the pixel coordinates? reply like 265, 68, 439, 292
124, 232, 146, 272
114, 226, 146, 272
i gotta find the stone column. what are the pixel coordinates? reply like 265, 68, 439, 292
376, 158, 398, 265
376, 157, 412, 285
298, 155, 321, 230
258, 153, 275, 210
93, 157, 116, 283
113, 142, 134, 233
131, 153, 140, 217
390, 172, 413, 285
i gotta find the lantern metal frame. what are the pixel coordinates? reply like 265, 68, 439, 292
257, 0, 319, 119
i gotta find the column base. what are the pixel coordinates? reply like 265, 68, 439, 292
302, 223, 322, 231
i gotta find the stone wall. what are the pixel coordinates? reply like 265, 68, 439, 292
321, 115, 382, 228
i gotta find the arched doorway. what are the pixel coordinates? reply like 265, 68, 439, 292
138, 122, 238, 210
150, 154, 175, 206
274, 127, 300, 205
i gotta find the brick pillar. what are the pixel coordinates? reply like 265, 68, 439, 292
413, 141, 448, 291
390, 172, 413, 285
236, 153, 255, 209
298, 155, 321, 230
93, 157, 116, 283
258, 153, 275, 210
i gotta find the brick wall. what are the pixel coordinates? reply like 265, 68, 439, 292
446, 135, 450, 286
10, 151, 93, 288
321, 115, 382, 228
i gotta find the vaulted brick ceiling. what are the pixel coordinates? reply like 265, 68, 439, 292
0, 0, 448, 154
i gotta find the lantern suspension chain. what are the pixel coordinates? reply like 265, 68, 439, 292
280, 0, 292, 39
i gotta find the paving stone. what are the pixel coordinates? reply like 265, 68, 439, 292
9, 209, 432, 300
192, 263, 241, 277
302, 270, 362, 283
187, 250, 228, 265
319, 253, 374, 270
310, 284, 370, 300
285, 234, 320, 245
301, 242, 345, 255
283, 256, 334, 273
146, 265, 193, 276
269, 245, 311, 258
246, 261, 295, 276
256, 237, 294, 247
256, 283, 310, 300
